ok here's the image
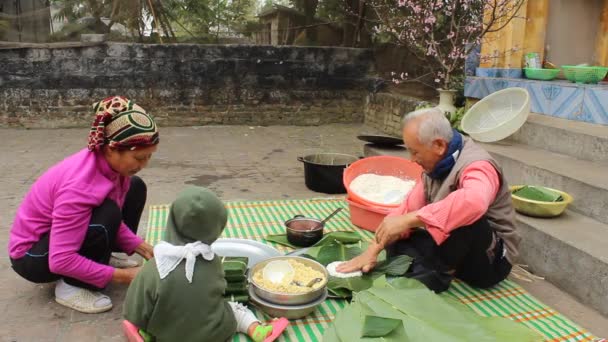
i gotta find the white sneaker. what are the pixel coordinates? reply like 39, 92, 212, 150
55, 279, 113, 314
229, 301, 259, 334
110, 253, 140, 268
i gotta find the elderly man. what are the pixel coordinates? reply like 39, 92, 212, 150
338, 108, 520, 292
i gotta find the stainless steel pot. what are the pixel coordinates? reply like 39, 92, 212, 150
248, 256, 329, 305
249, 286, 328, 319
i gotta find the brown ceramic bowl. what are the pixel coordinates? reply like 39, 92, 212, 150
284, 215, 324, 247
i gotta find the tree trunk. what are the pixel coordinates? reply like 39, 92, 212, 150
353, 0, 372, 47
303, 0, 318, 43
293, 0, 318, 44
342, 0, 358, 47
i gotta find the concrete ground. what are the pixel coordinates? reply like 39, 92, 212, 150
1, 125, 606, 341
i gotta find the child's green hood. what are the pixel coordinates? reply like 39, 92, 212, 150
164, 186, 228, 245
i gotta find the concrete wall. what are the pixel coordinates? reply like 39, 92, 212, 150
545, 0, 603, 65
364, 92, 429, 137
0, 43, 375, 127
0, 0, 51, 42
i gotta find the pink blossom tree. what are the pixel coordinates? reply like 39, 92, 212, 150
369, 0, 525, 90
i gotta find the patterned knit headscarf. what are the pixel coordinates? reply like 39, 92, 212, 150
87, 96, 159, 151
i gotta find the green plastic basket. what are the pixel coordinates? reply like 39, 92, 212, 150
561, 65, 608, 84
523, 68, 560, 81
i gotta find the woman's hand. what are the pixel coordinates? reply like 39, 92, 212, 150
336, 242, 383, 273
134, 242, 154, 260
112, 266, 141, 284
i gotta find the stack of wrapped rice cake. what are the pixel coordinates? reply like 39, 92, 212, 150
222, 256, 249, 303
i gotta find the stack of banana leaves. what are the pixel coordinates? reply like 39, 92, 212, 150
288, 233, 541, 341
323, 276, 541, 341
512, 185, 563, 202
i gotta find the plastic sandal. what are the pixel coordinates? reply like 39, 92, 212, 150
263, 317, 289, 342
122, 320, 144, 342
54, 288, 112, 314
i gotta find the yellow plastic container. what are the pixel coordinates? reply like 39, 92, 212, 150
510, 185, 573, 218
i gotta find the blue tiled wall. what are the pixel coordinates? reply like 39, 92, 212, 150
475, 68, 523, 78
465, 76, 608, 125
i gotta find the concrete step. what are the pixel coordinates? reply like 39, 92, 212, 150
509, 113, 608, 163
481, 142, 608, 225
516, 210, 608, 317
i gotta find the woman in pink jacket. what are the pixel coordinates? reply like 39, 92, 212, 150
8, 96, 159, 313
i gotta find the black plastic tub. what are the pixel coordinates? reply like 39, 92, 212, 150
297, 153, 359, 194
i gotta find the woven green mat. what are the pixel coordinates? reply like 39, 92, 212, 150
146, 198, 598, 342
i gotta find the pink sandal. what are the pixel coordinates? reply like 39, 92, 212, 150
264, 317, 289, 342
122, 320, 144, 342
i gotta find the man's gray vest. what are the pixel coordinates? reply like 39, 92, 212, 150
422, 137, 521, 262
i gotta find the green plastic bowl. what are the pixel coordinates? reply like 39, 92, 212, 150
523, 68, 560, 81
561, 65, 608, 84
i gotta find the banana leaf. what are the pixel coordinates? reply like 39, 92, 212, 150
360, 302, 402, 337
225, 281, 247, 294
436, 291, 541, 342
512, 185, 563, 202
303, 240, 412, 298
264, 231, 361, 248
373, 255, 412, 276
324, 291, 409, 340
221, 257, 248, 281
323, 277, 542, 342
325, 291, 410, 342
303, 241, 369, 266
327, 276, 374, 298
305, 240, 371, 297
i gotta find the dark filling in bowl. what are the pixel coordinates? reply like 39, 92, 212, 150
287, 220, 321, 231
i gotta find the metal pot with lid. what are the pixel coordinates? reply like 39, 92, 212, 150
297, 153, 359, 194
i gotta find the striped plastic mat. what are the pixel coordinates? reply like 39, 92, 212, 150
146, 198, 599, 342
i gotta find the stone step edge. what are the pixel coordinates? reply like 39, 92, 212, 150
522, 113, 608, 139
480, 142, 608, 191
515, 210, 608, 317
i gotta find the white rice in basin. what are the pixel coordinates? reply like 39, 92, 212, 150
326, 261, 362, 278
350, 173, 416, 205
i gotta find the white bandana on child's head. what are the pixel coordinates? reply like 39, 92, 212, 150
154, 241, 214, 283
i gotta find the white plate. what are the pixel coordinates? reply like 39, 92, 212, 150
285, 248, 310, 257
212, 238, 282, 267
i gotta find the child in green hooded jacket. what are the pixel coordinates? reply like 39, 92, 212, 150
123, 187, 286, 342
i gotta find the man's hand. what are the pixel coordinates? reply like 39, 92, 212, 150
336, 212, 423, 274
112, 266, 141, 284
375, 215, 408, 246
134, 242, 154, 260
336, 242, 383, 273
